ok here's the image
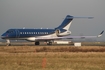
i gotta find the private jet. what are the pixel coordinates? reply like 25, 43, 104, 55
1, 15, 104, 46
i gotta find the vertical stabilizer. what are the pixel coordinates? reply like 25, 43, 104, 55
56, 15, 73, 30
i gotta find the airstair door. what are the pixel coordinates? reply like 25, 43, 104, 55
15, 29, 20, 38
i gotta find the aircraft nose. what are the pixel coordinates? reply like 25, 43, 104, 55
1, 36, 4, 39
1, 33, 8, 39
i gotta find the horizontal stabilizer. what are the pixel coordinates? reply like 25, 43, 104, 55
66, 16, 94, 19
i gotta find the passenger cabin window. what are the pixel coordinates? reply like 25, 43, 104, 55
20, 32, 22, 34
19, 32, 49, 35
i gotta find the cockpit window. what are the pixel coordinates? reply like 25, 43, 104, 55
6, 30, 14, 33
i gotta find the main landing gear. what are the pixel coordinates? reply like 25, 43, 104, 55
35, 41, 40, 45
47, 41, 52, 45
35, 41, 53, 45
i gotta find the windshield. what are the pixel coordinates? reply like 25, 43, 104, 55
6, 30, 14, 33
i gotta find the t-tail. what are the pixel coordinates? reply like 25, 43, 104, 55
54, 15, 93, 36
55, 15, 93, 30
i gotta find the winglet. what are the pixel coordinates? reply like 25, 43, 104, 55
98, 30, 104, 37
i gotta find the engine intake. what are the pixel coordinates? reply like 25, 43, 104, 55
55, 29, 60, 36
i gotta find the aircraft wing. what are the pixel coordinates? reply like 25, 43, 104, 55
35, 30, 104, 41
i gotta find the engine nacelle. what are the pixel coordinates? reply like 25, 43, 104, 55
55, 29, 71, 36
55, 29, 61, 36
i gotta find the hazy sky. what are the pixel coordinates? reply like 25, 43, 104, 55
0, 0, 105, 41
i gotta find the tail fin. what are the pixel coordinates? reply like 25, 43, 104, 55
55, 15, 73, 30
55, 15, 93, 30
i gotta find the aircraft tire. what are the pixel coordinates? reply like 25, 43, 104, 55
35, 41, 40, 45
7, 44, 11, 46
47, 42, 52, 45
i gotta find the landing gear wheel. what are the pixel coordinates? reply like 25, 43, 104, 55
7, 44, 11, 46
35, 41, 40, 45
47, 42, 52, 45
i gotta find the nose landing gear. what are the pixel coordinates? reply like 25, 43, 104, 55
6, 39, 11, 46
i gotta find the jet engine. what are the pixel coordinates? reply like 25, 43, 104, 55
55, 28, 71, 36
55, 29, 60, 36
